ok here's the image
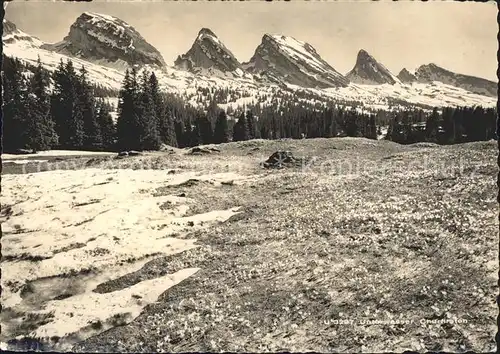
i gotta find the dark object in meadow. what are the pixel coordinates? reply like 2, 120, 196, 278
188, 146, 220, 155
261, 150, 305, 169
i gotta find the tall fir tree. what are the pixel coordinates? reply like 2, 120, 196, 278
149, 72, 177, 147
196, 111, 213, 145
137, 69, 161, 150
77, 66, 102, 150
425, 107, 440, 142
117, 68, 141, 150
213, 110, 229, 144
232, 112, 249, 141
184, 115, 194, 147
366, 115, 377, 140
174, 119, 186, 148
246, 110, 256, 139
51, 59, 84, 149
23, 57, 58, 151
96, 99, 116, 150
3, 56, 27, 152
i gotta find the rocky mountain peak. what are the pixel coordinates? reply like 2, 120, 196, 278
3, 19, 17, 35
40, 12, 166, 69
242, 33, 349, 88
174, 28, 243, 77
413, 63, 497, 97
198, 28, 217, 39
346, 49, 399, 85
397, 68, 417, 83
2, 19, 43, 47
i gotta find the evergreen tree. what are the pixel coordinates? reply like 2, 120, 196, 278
344, 110, 360, 137
24, 57, 58, 151
190, 118, 202, 147
137, 70, 161, 150
213, 110, 229, 144
3, 56, 27, 151
174, 119, 186, 148
324, 108, 337, 138
196, 111, 213, 144
441, 107, 455, 144
232, 112, 249, 141
51, 59, 84, 149
366, 115, 377, 140
246, 110, 256, 139
117, 68, 141, 150
77, 66, 102, 150
185, 115, 194, 147
149, 72, 177, 147
425, 107, 440, 142
96, 99, 116, 150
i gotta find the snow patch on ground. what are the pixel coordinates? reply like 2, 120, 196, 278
32, 268, 200, 346
1, 167, 244, 346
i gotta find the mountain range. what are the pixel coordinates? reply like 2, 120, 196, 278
2, 12, 497, 112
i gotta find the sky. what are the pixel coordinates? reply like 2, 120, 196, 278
5, 1, 498, 81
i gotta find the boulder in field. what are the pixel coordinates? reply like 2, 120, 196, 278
188, 147, 212, 155
159, 144, 176, 153
260, 150, 306, 169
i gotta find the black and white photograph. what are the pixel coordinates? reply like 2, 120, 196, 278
1, 0, 498, 352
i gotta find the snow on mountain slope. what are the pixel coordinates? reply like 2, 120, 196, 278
322, 81, 497, 110
413, 63, 497, 98
243, 34, 349, 88
174, 28, 246, 78
3, 19, 44, 48
3, 21, 125, 91
346, 49, 400, 85
2, 17, 496, 113
40, 12, 166, 69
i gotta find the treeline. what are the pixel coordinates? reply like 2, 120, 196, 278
2, 55, 496, 153
115, 67, 235, 149
386, 106, 497, 144
245, 100, 378, 140
3, 56, 116, 152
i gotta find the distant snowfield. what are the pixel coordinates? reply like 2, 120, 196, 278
1, 167, 246, 349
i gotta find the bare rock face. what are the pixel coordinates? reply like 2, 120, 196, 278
397, 68, 418, 83
413, 63, 497, 97
346, 49, 399, 85
2, 19, 42, 47
243, 34, 349, 88
3, 19, 17, 36
174, 28, 243, 77
40, 12, 166, 68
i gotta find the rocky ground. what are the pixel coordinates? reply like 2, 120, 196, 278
1, 138, 497, 352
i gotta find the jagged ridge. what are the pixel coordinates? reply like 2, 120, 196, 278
346, 49, 399, 85
243, 34, 349, 88
174, 28, 243, 77
397, 68, 417, 83
413, 63, 497, 97
41, 12, 166, 68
